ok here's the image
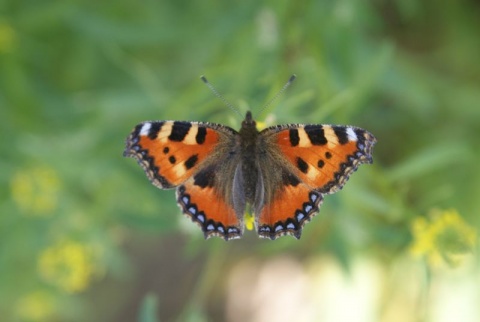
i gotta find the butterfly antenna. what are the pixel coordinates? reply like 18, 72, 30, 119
257, 74, 296, 116
200, 75, 243, 118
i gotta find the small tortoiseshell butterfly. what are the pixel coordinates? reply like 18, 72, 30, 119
124, 77, 376, 240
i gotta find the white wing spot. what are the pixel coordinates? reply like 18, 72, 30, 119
346, 128, 358, 141
140, 123, 151, 136
296, 212, 305, 221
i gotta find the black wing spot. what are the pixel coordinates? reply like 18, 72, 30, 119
193, 166, 215, 188
325, 152, 332, 159
305, 125, 327, 145
296, 157, 309, 174
168, 155, 176, 164
196, 127, 207, 144
148, 123, 163, 140
169, 122, 192, 141
184, 154, 199, 170
333, 126, 349, 145
289, 129, 300, 146
282, 170, 300, 187
318, 159, 325, 168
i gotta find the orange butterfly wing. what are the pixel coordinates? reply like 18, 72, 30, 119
124, 121, 243, 240
256, 124, 376, 239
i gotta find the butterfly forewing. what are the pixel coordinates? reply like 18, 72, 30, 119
124, 121, 232, 188
262, 124, 376, 193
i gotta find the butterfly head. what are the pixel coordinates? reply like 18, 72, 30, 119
239, 111, 259, 142
242, 111, 256, 128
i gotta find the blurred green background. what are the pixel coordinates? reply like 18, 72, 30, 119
1, 0, 479, 321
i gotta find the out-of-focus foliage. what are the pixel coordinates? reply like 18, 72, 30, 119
1, 0, 479, 321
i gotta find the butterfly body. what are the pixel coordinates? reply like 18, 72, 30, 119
124, 111, 376, 240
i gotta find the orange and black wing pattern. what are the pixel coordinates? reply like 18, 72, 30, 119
256, 124, 376, 239
124, 120, 243, 239
124, 120, 233, 188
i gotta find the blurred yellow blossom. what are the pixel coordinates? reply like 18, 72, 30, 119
409, 209, 476, 267
38, 240, 98, 293
244, 212, 255, 231
255, 113, 276, 131
256, 120, 267, 131
11, 166, 60, 216
16, 291, 55, 322
0, 20, 16, 53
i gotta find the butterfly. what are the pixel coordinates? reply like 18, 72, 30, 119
123, 75, 377, 240
124, 107, 376, 240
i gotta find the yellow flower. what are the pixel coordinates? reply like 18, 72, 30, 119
409, 209, 476, 267
255, 113, 276, 131
244, 211, 255, 231
256, 120, 267, 131
11, 166, 60, 216
38, 240, 98, 293
0, 20, 16, 53
16, 291, 55, 322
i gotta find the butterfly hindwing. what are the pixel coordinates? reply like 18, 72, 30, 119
256, 180, 323, 240
177, 174, 243, 240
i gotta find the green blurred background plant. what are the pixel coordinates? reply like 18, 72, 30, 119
1, 0, 479, 321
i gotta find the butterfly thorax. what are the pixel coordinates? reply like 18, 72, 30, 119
238, 111, 261, 203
